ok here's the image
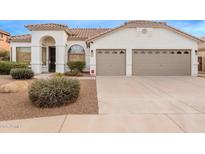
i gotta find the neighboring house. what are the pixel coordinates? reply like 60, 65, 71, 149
198, 37, 205, 72
10, 20, 203, 76
0, 29, 10, 51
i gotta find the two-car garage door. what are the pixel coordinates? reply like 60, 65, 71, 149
96, 49, 191, 76
132, 49, 191, 76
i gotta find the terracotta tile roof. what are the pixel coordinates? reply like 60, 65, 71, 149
10, 28, 111, 42
25, 23, 72, 34
86, 20, 203, 43
124, 20, 167, 26
10, 34, 31, 42
69, 28, 111, 40
0, 29, 10, 36
10, 20, 203, 43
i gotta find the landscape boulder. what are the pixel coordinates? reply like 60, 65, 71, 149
0, 81, 28, 93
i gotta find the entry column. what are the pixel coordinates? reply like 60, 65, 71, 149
31, 46, 42, 74
56, 45, 66, 73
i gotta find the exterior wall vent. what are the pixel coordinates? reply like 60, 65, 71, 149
141, 28, 148, 34
136, 28, 152, 37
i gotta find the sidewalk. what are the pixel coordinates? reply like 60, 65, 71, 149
1, 114, 205, 133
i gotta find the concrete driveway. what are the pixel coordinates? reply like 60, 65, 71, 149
95, 76, 205, 132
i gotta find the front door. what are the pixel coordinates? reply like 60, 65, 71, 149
198, 56, 202, 72
49, 47, 56, 72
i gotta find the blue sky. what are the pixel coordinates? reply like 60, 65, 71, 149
0, 20, 205, 37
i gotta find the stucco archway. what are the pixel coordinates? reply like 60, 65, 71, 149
40, 36, 56, 72
40, 35, 56, 46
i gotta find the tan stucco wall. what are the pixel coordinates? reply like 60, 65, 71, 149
198, 50, 205, 56
198, 50, 205, 71
0, 33, 10, 51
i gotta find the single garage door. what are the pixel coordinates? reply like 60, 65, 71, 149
96, 49, 126, 76
132, 49, 191, 76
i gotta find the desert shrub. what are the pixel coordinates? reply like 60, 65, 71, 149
10, 68, 34, 79
29, 77, 80, 108
0, 61, 28, 75
67, 61, 85, 72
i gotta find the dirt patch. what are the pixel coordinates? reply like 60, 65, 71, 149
0, 75, 98, 121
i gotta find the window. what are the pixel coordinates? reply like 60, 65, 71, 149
120, 50, 125, 54
16, 47, 31, 64
68, 44, 85, 54
42, 47, 47, 65
68, 45, 85, 62
184, 51, 189, 54
177, 51, 182, 54
6, 37, 9, 43
170, 51, 175, 54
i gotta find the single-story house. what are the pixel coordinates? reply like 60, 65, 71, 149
10, 20, 203, 76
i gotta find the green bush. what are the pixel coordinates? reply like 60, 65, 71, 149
55, 72, 64, 77
64, 71, 83, 76
0, 61, 28, 75
0, 51, 10, 61
10, 68, 34, 79
0, 51, 9, 57
68, 61, 85, 72
29, 77, 80, 108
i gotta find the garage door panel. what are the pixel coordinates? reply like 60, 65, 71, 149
96, 49, 126, 76
132, 49, 191, 76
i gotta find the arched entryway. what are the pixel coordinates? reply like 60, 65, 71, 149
40, 36, 56, 72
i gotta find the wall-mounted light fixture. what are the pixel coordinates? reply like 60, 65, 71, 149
91, 69, 95, 74
91, 50, 94, 57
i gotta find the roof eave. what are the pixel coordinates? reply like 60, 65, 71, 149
10, 40, 31, 43
25, 25, 73, 35
165, 25, 203, 43
0, 31, 10, 36
86, 21, 203, 44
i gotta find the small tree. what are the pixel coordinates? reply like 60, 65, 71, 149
0, 50, 10, 61
68, 61, 85, 72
